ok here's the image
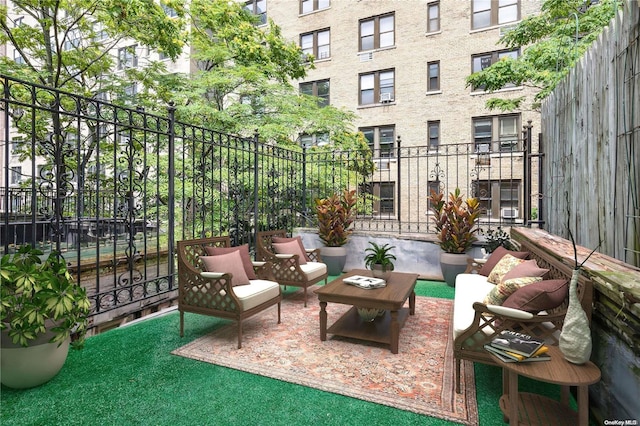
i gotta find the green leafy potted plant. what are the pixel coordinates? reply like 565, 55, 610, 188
315, 189, 357, 275
364, 242, 396, 278
429, 188, 481, 286
480, 227, 518, 255
0, 245, 91, 389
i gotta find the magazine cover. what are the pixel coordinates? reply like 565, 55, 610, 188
342, 275, 386, 289
490, 330, 545, 357
485, 344, 551, 362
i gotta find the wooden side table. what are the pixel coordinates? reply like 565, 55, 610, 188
490, 345, 601, 426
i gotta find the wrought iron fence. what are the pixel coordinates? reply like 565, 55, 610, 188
1, 75, 538, 328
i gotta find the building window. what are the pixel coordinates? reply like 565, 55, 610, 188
471, 49, 519, 91
118, 45, 138, 70
428, 121, 440, 149
14, 50, 24, 65
361, 126, 395, 158
10, 166, 22, 185
300, 0, 330, 14
473, 114, 520, 153
300, 29, 330, 61
427, 2, 440, 33
300, 132, 329, 148
14, 16, 24, 27
472, 0, 519, 30
63, 28, 81, 51
359, 69, 394, 105
162, 4, 178, 17
427, 180, 442, 209
427, 61, 440, 91
245, 0, 267, 26
499, 115, 519, 151
10, 139, 20, 156
359, 13, 394, 52
474, 180, 520, 219
300, 80, 330, 106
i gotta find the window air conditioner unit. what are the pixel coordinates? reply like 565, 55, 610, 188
476, 143, 490, 154
359, 52, 373, 62
501, 207, 519, 219
380, 92, 393, 103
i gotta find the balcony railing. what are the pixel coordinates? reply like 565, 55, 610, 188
1, 74, 539, 330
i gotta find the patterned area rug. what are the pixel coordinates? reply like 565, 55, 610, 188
172, 288, 478, 425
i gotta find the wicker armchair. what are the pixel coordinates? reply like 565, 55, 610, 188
453, 228, 594, 393
255, 230, 328, 307
177, 236, 282, 349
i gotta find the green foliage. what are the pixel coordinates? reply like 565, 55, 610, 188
315, 189, 357, 247
1, 245, 91, 348
364, 242, 397, 269
429, 188, 481, 254
480, 227, 518, 253
171, 0, 359, 148
466, 0, 621, 111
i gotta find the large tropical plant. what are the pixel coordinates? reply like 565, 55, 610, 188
0, 245, 91, 348
429, 188, 481, 254
315, 189, 357, 247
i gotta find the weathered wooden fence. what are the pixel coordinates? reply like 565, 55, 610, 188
541, 3, 640, 421
541, 3, 640, 268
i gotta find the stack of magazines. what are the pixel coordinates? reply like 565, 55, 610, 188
342, 275, 386, 289
484, 330, 550, 363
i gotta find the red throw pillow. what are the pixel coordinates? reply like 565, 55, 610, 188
272, 236, 311, 261
204, 244, 257, 280
502, 279, 569, 313
479, 246, 529, 277
272, 241, 307, 265
200, 251, 251, 287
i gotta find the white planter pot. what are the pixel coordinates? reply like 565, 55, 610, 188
1, 329, 70, 389
320, 246, 347, 275
439, 252, 471, 287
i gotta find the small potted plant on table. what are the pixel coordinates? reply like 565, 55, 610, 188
364, 242, 396, 279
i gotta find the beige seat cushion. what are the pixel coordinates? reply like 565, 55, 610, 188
232, 279, 281, 311
453, 273, 496, 340
300, 261, 327, 281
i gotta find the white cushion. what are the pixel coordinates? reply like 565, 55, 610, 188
232, 279, 280, 311
299, 261, 327, 281
452, 273, 496, 339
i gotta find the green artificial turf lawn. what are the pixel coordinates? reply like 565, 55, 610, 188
1, 278, 562, 426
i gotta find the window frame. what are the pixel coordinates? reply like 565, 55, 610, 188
359, 69, 395, 105
360, 125, 396, 159
474, 179, 521, 219
300, 28, 331, 61
427, 61, 440, 92
471, 48, 520, 91
10, 166, 22, 185
427, 2, 440, 33
427, 121, 440, 149
472, 114, 521, 153
300, 79, 330, 106
300, 0, 330, 15
359, 13, 395, 52
117, 45, 138, 70
299, 132, 329, 148
472, 0, 520, 30
362, 181, 396, 216
245, 0, 267, 26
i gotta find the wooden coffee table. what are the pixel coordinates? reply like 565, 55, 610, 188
313, 269, 419, 354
